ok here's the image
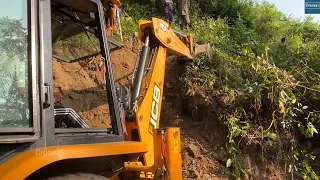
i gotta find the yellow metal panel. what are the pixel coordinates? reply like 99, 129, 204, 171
137, 18, 192, 59
135, 46, 167, 167
151, 18, 192, 59
0, 141, 147, 180
112, 6, 117, 34
165, 128, 182, 180
124, 128, 183, 180
124, 129, 163, 173
138, 20, 153, 42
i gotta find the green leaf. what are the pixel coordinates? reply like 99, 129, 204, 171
312, 126, 318, 134
306, 164, 311, 173
280, 90, 288, 102
264, 132, 277, 139
311, 171, 319, 180
288, 164, 292, 173
242, 169, 249, 179
226, 158, 232, 168
313, 85, 320, 90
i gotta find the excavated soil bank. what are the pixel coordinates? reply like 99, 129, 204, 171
53, 40, 137, 128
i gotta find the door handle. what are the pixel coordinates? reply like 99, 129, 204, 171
43, 83, 51, 109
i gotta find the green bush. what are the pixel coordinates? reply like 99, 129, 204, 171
121, 0, 320, 179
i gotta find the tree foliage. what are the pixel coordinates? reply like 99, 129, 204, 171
0, 17, 28, 60
120, 0, 320, 179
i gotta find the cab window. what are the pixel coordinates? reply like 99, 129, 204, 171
0, 0, 30, 128
51, 2, 111, 129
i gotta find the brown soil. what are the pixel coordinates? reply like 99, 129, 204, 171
53, 39, 137, 128
161, 59, 232, 180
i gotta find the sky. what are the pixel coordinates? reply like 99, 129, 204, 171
0, 0, 27, 27
257, 0, 320, 23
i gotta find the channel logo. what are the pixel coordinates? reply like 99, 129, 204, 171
305, 2, 320, 8
305, 0, 320, 14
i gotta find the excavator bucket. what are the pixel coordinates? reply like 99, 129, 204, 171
173, 30, 212, 59
194, 43, 212, 58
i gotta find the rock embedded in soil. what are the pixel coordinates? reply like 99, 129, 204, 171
193, 167, 201, 178
200, 146, 209, 155
202, 173, 211, 179
212, 146, 228, 164
187, 144, 201, 158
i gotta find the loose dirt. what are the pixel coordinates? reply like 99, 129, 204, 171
161, 59, 232, 180
53, 39, 137, 128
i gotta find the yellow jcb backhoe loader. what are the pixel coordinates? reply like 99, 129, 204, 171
0, 0, 210, 179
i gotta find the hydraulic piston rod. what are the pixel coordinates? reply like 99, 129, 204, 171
130, 32, 150, 111
172, 29, 187, 39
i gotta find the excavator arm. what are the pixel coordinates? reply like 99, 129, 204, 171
137, 18, 193, 59
119, 18, 210, 180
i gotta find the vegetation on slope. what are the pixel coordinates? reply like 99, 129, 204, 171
120, 0, 320, 179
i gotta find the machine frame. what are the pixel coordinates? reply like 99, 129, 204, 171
0, 0, 126, 144
0, 1, 141, 179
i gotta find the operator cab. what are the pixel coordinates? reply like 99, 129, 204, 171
0, 0, 125, 145
51, 0, 122, 129
0, 0, 133, 179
